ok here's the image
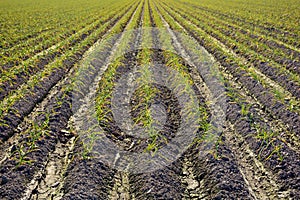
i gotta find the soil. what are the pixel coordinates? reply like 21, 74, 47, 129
0, 1, 299, 199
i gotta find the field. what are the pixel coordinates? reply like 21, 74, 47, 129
0, 0, 300, 199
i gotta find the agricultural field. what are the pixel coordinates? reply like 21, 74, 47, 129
0, 0, 299, 199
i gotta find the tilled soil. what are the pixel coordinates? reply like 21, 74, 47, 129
0, 0, 299, 199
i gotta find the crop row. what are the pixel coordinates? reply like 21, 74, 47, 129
1, 10, 100, 68
169, 1, 300, 77
1, 0, 299, 198
0, 0, 121, 54
0, 0, 142, 198
156, 0, 300, 135
155, 0, 300, 197
176, 0, 300, 48
141, 2, 256, 198
0, 1, 136, 102
62, 0, 145, 198
0, 0, 139, 143
159, 0, 300, 110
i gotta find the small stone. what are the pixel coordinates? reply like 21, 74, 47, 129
1, 176, 8, 185
61, 129, 70, 134
182, 171, 188, 175
186, 179, 199, 190
51, 182, 60, 188
190, 193, 200, 198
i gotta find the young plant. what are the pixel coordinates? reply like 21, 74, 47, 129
10, 113, 50, 166
81, 128, 102, 160
240, 103, 251, 116
255, 126, 282, 161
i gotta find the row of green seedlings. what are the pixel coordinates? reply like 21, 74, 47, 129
227, 87, 284, 162
0, 0, 118, 57
175, 3, 300, 114
132, 0, 205, 155
155, 0, 283, 161
1, 7, 106, 68
0, 1, 139, 130
156, 1, 300, 124
160, 0, 300, 114
170, 0, 299, 67
178, 3, 300, 85
0, 5, 75, 49
179, 0, 300, 48
81, 0, 145, 159
8, 89, 77, 166
1, 4, 113, 56
161, 2, 292, 85
6, 1, 142, 164
10, 113, 51, 167
133, 0, 163, 154
150, 1, 220, 158
0, 0, 127, 74
172, 1, 300, 82
93, 0, 164, 156
61, 0, 145, 160
0, 1, 134, 92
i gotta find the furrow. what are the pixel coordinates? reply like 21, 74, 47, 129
157, 1, 299, 197
0, 2, 136, 144
60, 1, 144, 198
0, 2, 140, 199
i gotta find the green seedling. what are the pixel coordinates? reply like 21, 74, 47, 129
81, 130, 102, 160
272, 88, 285, 101
10, 113, 50, 166
240, 103, 251, 116
265, 144, 283, 162
13, 144, 35, 167
144, 126, 160, 155
255, 126, 282, 161
287, 98, 300, 112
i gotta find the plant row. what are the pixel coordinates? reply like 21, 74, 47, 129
168, 1, 300, 76
0, 0, 140, 143
0, 1, 141, 198
155, 0, 300, 150
155, 1, 300, 197
176, 0, 300, 48
0, 2, 135, 102
161, 0, 300, 104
